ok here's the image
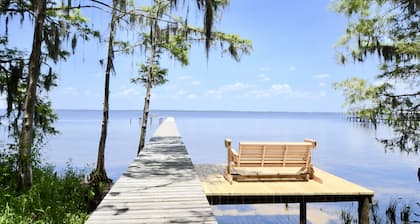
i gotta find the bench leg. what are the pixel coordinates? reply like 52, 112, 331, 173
309, 166, 314, 179
223, 169, 233, 184
300, 201, 307, 224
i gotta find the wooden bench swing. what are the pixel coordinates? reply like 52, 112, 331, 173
223, 138, 317, 183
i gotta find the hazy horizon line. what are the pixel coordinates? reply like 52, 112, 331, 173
49, 108, 345, 114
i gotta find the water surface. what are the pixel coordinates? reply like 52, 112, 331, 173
43, 110, 420, 223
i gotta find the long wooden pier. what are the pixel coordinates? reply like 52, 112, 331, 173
87, 117, 217, 223
87, 117, 374, 224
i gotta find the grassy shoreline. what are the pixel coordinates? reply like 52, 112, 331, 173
0, 161, 108, 224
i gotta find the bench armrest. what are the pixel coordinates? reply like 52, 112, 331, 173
304, 139, 317, 148
230, 148, 238, 163
225, 138, 239, 175
231, 148, 238, 157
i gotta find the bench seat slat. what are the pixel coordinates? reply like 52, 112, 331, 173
232, 167, 307, 176
238, 160, 307, 164
224, 139, 317, 183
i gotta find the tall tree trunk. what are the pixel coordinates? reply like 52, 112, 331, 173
138, 70, 153, 154
91, 0, 118, 183
138, 12, 159, 154
18, 0, 46, 191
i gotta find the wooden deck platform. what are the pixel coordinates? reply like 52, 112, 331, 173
87, 117, 374, 224
86, 118, 216, 224
195, 164, 374, 224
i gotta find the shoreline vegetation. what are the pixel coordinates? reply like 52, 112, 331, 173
0, 0, 417, 222
0, 150, 111, 224
0, 114, 419, 223
2, 126, 419, 224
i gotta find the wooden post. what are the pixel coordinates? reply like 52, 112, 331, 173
358, 197, 370, 224
225, 139, 232, 174
300, 201, 307, 224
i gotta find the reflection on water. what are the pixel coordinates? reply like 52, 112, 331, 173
39, 110, 419, 223
213, 204, 340, 224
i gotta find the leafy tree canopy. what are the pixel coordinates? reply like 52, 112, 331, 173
0, 0, 100, 189
0, 0, 99, 144
332, 0, 419, 152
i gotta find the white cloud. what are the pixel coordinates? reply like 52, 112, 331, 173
257, 73, 271, 81
55, 86, 78, 96
63, 87, 77, 92
178, 75, 192, 80
204, 82, 328, 101
206, 90, 217, 95
250, 83, 292, 98
222, 82, 255, 91
93, 72, 103, 78
54, 87, 101, 99
207, 82, 256, 96
150, 92, 158, 98
313, 74, 329, 88
177, 76, 201, 86
313, 74, 329, 79
115, 87, 140, 97
83, 90, 93, 96
207, 82, 255, 94
176, 90, 187, 96
253, 91, 270, 98
190, 80, 201, 86
163, 84, 178, 91
271, 84, 292, 93
249, 83, 327, 100
288, 66, 296, 72
187, 94, 198, 99
259, 67, 272, 72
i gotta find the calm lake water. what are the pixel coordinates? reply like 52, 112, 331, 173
42, 110, 419, 223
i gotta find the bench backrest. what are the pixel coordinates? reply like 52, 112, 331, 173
237, 141, 315, 168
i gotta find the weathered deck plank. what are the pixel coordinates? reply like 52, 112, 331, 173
195, 164, 374, 223
86, 118, 217, 224
195, 164, 374, 203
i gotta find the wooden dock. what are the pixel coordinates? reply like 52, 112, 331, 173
87, 117, 374, 224
86, 117, 217, 224
195, 164, 374, 224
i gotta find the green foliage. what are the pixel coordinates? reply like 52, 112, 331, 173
340, 199, 414, 224
333, 0, 419, 152
386, 199, 398, 224
194, 0, 229, 55
340, 209, 356, 224
133, 0, 252, 64
162, 35, 191, 65
212, 32, 253, 62
382, 198, 413, 224
0, 0, 101, 189
370, 201, 383, 224
131, 63, 168, 88
0, 156, 92, 224
1, 1, 100, 61
400, 203, 411, 223
0, 205, 33, 224
0, 37, 58, 152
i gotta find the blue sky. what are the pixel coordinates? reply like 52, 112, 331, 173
4, 0, 381, 112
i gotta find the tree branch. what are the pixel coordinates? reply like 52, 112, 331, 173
46, 5, 103, 11
89, 0, 178, 24
0, 58, 27, 64
0, 64, 11, 74
384, 91, 420, 98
